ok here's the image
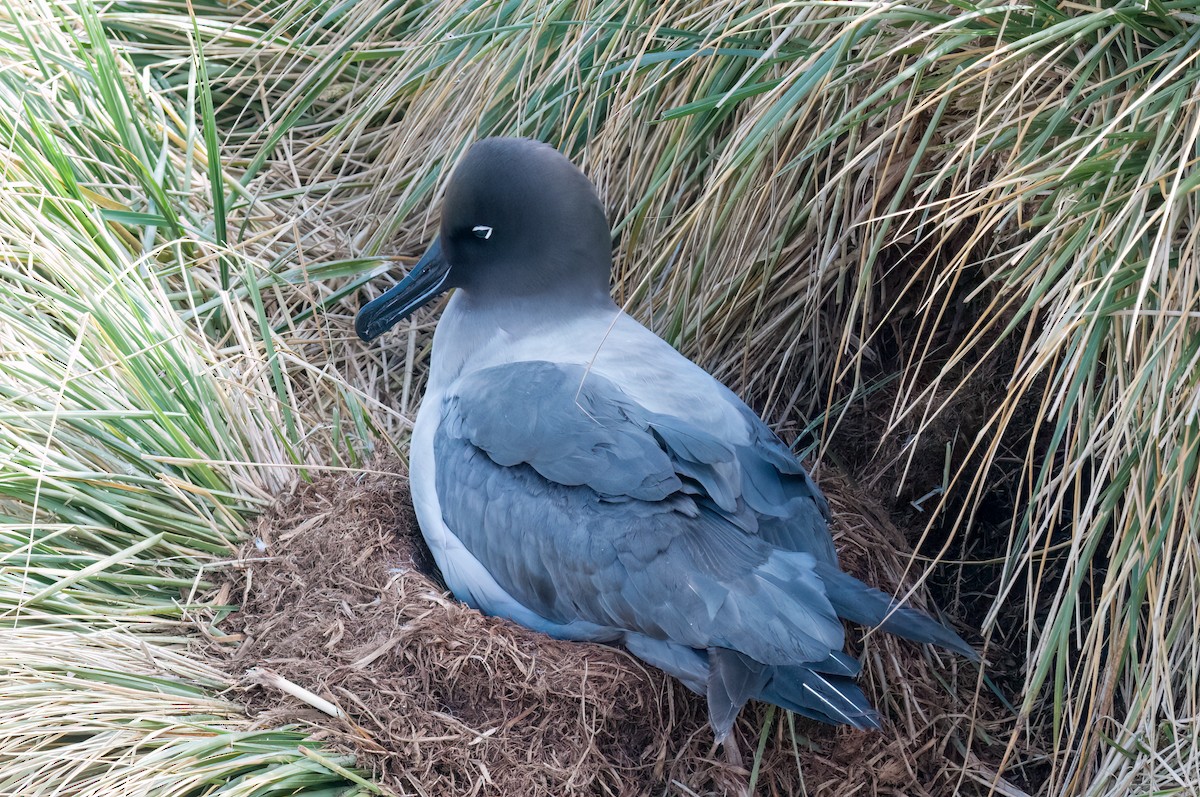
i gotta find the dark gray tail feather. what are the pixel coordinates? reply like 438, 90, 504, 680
806, 650, 862, 676
760, 665, 881, 730
707, 649, 880, 735
814, 561, 979, 661
707, 648, 770, 742
703, 573, 973, 741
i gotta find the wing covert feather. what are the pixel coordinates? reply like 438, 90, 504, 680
434, 371, 846, 664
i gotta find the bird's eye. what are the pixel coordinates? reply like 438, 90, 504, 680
472, 225, 493, 240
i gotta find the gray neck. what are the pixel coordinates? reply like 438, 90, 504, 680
428, 288, 619, 391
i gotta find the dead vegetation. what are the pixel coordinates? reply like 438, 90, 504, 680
214, 460, 1025, 796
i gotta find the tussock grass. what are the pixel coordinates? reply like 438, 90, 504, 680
0, 0, 383, 792
0, 630, 375, 796
2, 0, 1197, 795
196, 2, 1196, 793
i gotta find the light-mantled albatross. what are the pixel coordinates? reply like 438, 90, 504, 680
356, 137, 975, 741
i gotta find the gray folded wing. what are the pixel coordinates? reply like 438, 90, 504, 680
433, 358, 974, 735
434, 360, 845, 665
444, 358, 836, 554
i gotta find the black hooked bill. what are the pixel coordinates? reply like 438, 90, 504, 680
355, 238, 451, 342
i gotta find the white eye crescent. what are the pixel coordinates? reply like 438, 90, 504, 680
472, 225, 493, 240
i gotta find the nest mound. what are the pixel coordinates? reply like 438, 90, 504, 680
215, 460, 1012, 796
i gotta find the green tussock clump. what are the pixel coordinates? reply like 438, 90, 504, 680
0, 0, 379, 793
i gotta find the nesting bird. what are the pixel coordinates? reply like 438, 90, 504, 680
356, 137, 974, 741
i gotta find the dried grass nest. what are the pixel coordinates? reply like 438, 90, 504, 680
212, 459, 1017, 796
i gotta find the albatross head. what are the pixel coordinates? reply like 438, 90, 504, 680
356, 137, 613, 342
